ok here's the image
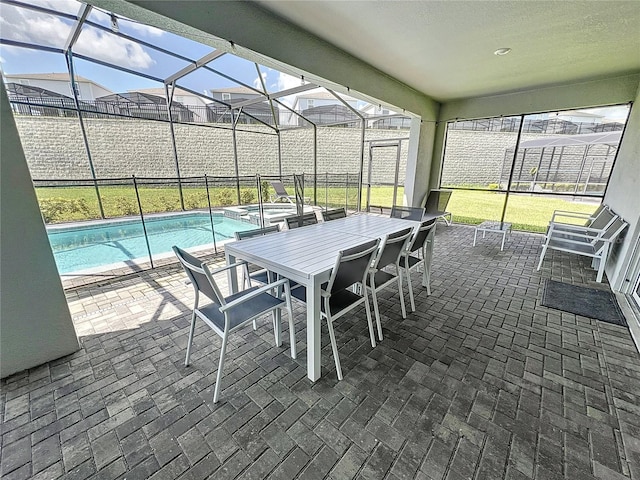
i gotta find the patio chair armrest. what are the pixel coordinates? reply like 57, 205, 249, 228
219, 278, 289, 312
209, 261, 248, 276
548, 223, 605, 236
550, 210, 593, 222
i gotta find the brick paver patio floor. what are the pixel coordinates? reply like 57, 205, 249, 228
2, 224, 639, 480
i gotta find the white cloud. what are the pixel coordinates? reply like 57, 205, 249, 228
253, 71, 267, 90
0, 4, 155, 71
127, 21, 164, 38
276, 72, 304, 107
75, 26, 155, 70
0, 4, 71, 46
27, 0, 83, 15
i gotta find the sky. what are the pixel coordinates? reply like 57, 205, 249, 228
0, 0, 307, 105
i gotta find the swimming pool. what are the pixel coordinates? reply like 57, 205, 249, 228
47, 212, 254, 274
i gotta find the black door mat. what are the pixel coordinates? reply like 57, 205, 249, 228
542, 279, 627, 327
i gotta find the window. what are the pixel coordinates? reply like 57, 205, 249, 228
307, 99, 314, 108
221, 93, 231, 101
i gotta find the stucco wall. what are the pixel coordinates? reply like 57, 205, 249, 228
1, 85, 79, 378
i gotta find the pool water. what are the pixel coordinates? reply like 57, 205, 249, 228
47, 213, 254, 274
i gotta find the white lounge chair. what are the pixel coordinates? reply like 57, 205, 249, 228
537, 216, 628, 283
270, 180, 296, 204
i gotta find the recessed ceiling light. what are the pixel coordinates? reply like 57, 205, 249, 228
494, 48, 512, 56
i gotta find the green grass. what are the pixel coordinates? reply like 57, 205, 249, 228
35, 185, 598, 232
447, 190, 597, 232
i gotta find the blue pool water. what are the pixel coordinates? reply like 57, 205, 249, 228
47, 213, 254, 274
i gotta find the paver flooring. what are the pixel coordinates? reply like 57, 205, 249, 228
2, 224, 639, 480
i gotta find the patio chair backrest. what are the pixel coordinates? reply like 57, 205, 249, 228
173, 246, 225, 306
594, 217, 628, 253
322, 208, 347, 221
374, 227, 414, 270
583, 204, 607, 226
328, 239, 380, 293
390, 205, 425, 221
271, 181, 290, 197
423, 189, 452, 213
235, 225, 280, 240
587, 207, 616, 232
408, 219, 437, 254
285, 212, 318, 229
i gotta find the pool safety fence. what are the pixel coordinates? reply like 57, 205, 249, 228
34, 173, 361, 274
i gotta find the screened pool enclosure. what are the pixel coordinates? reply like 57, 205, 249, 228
1, 1, 415, 205
1, 0, 417, 274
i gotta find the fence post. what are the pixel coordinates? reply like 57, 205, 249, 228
325, 172, 329, 210
133, 175, 154, 268
204, 174, 218, 254
345, 173, 349, 211
294, 174, 305, 226
257, 175, 265, 229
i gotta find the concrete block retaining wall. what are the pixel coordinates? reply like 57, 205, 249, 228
14, 116, 408, 183
14, 116, 614, 189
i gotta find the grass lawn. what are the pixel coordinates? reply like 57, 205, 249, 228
447, 190, 598, 232
35, 185, 598, 232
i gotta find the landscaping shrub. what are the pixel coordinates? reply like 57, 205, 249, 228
184, 191, 209, 209
39, 198, 91, 223
152, 195, 180, 213
260, 180, 270, 202
240, 189, 256, 204
111, 197, 139, 216
216, 188, 235, 206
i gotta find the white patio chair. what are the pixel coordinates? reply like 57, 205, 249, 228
365, 227, 414, 341
173, 246, 296, 403
390, 205, 425, 221
400, 219, 437, 312
546, 204, 613, 237
269, 180, 296, 204
537, 216, 628, 283
322, 208, 347, 221
234, 225, 281, 289
285, 212, 318, 229
422, 189, 453, 225
290, 239, 380, 380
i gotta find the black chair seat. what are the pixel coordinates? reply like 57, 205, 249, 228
198, 287, 284, 331
366, 269, 396, 287
399, 255, 421, 269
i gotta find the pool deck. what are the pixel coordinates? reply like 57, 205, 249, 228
3, 224, 640, 480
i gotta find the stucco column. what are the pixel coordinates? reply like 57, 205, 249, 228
1, 83, 79, 378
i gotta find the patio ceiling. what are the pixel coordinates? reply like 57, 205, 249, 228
256, 0, 640, 102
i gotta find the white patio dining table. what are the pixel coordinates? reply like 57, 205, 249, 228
225, 213, 419, 381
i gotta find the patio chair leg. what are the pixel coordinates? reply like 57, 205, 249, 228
537, 245, 548, 271
325, 315, 343, 381
213, 332, 230, 403
365, 288, 379, 346
406, 267, 416, 312
397, 272, 407, 319
272, 310, 282, 347
369, 285, 383, 343
596, 245, 609, 283
185, 311, 197, 367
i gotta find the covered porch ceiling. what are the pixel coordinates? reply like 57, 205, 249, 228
256, 0, 640, 102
